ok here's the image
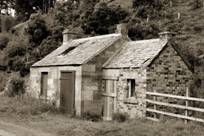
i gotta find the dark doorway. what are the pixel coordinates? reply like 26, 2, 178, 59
60, 71, 75, 114
41, 72, 48, 98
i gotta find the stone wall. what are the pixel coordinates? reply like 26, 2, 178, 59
147, 44, 193, 96
81, 39, 126, 115
29, 66, 82, 116
102, 68, 146, 119
116, 69, 146, 118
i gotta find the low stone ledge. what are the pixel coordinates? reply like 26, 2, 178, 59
124, 98, 138, 104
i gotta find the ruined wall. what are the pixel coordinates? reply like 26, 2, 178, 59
81, 39, 125, 115
116, 69, 146, 118
147, 44, 193, 96
29, 66, 82, 115
102, 68, 146, 119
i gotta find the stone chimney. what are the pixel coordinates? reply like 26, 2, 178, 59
116, 23, 129, 38
159, 31, 175, 41
63, 29, 76, 43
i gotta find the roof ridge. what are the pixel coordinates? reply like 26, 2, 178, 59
128, 38, 160, 44
72, 33, 121, 42
102, 41, 128, 68
32, 33, 122, 67
82, 35, 122, 64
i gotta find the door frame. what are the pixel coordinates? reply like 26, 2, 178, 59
103, 79, 117, 120
59, 70, 76, 114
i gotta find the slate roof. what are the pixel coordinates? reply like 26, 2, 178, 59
32, 34, 121, 67
103, 39, 168, 68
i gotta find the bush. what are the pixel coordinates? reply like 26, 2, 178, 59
128, 22, 160, 40
20, 63, 31, 77
132, 0, 164, 18
6, 77, 25, 97
190, 0, 203, 10
0, 15, 17, 32
0, 33, 10, 50
82, 111, 102, 122
36, 36, 61, 59
26, 17, 49, 45
112, 112, 129, 122
8, 57, 25, 71
6, 40, 27, 58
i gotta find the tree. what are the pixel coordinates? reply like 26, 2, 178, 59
54, 0, 80, 27
15, 0, 56, 21
132, 0, 164, 18
81, 2, 128, 34
192, 0, 203, 9
0, 0, 15, 15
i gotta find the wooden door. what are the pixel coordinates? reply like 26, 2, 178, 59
103, 80, 116, 120
60, 71, 75, 114
41, 72, 48, 98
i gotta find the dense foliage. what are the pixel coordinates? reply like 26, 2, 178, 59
0, 33, 9, 49
0, 0, 203, 97
6, 77, 25, 97
82, 2, 128, 34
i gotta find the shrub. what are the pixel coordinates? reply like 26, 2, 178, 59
6, 40, 27, 58
51, 26, 63, 42
37, 36, 61, 58
112, 112, 129, 122
128, 22, 159, 40
82, 111, 102, 122
190, 0, 203, 10
8, 57, 25, 71
26, 17, 49, 45
0, 33, 10, 50
132, 0, 164, 18
0, 15, 17, 32
6, 77, 25, 97
20, 63, 31, 77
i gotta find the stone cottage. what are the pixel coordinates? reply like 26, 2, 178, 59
29, 24, 193, 120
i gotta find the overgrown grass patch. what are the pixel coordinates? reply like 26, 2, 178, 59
0, 95, 59, 117
1, 95, 204, 136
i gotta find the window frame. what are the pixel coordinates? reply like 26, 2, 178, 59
40, 72, 48, 98
127, 79, 136, 98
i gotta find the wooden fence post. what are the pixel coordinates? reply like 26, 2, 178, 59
153, 90, 156, 119
185, 88, 189, 124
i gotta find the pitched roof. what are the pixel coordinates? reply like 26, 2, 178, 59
103, 39, 168, 68
32, 34, 121, 67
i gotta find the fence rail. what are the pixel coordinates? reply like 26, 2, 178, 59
146, 89, 204, 123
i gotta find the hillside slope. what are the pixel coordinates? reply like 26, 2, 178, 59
0, 0, 203, 96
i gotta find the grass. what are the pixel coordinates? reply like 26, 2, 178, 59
1, 95, 204, 136
0, 95, 59, 118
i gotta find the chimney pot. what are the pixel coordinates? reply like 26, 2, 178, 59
116, 23, 128, 37
159, 31, 175, 41
63, 29, 76, 43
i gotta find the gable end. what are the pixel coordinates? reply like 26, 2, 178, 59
148, 41, 193, 73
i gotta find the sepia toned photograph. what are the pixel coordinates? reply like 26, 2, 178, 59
0, 0, 203, 135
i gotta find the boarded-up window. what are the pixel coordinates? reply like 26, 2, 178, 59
41, 72, 48, 97
127, 79, 135, 98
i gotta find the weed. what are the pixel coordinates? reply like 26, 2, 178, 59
82, 111, 102, 122
112, 112, 129, 122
